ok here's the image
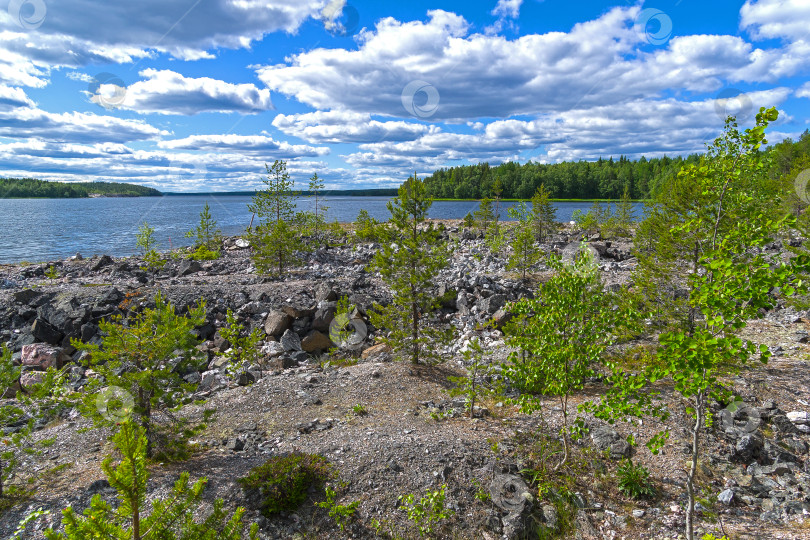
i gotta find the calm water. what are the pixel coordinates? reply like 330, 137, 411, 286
0, 196, 643, 264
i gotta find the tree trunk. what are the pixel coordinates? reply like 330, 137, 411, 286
556, 395, 570, 472
685, 391, 704, 540
139, 389, 152, 458
411, 299, 419, 364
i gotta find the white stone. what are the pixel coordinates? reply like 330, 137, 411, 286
787, 411, 810, 425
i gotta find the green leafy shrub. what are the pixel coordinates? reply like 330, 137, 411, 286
219, 309, 263, 375
398, 484, 454, 537
238, 453, 332, 516
616, 459, 655, 499
316, 484, 360, 531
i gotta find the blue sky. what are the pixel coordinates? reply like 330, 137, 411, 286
0, 0, 808, 192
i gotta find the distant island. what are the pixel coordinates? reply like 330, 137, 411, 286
162, 188, 400, 197
0, 178, 162, 198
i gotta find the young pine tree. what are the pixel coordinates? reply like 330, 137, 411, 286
45, 422, 258, 540
136, 222, 163, 270
248, 160, 302, 275
185, 202, 222, 259
72, 293, 206, 457
609, 184, 635, 238
530, 184, 557, 242
473, 198, 495, 234
369, 175, 453, 364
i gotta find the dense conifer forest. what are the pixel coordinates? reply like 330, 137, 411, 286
421, 130, 810, 200
0, 178, 162, 198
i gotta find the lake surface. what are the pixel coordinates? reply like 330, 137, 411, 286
0, 196, 644, 264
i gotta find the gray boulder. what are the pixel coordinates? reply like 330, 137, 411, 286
280, 329, 302, 352
264, 310, 291, 337
590, 426, 631, 459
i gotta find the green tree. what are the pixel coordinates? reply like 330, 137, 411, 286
491, 176, 504, 226
219, 310, 263, 375
506, 202, 541, 280
597, 108, 809, 540
72, 293, 206, 457
45, 422, 258, 540
354, 209, 381, 241
248, 161, 302, 275
185, 202, 221, 259
448, 338, 499, 418
369, 175, 453, 364
530, 184, 557, 241
502, 250, 634, 469
473, 198, 495, 234
609, 184, 635, 237
135, 222, 163, 270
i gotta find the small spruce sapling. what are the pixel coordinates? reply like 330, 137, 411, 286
72, 293, 206, 457
506, 202, 541, 280
530, 184, 557, 242
44, 422, 258, 540
185, 202, 221, 260
136, 222, 164, 270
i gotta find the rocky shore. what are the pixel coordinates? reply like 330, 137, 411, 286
1, 223, 809, 539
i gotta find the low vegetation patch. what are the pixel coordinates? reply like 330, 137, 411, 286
238, 452, 333, 516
